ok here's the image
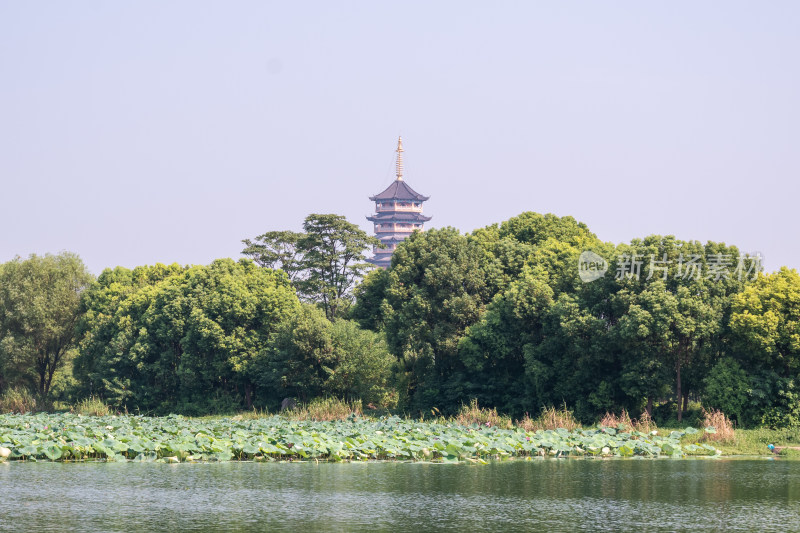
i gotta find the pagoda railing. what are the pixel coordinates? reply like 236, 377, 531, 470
376, 204, 424, 212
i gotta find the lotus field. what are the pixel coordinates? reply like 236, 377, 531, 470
0, 413, 721, 463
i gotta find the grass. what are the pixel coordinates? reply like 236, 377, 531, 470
599, 409, 657, 434
285, 397, 363, 421
0, 388, 39, 414
700, 408, 735, 444
517, 405, 581, 432
710, 426, 800, 455
71, 396, 112, 417
454, 399, 513, 429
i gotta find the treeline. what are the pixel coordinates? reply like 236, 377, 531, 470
352, 213, 800, 427
1, 212, 799, 427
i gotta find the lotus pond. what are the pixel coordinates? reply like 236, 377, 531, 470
0, 413, 721, 463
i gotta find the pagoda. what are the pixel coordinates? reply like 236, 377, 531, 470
367, 137, 431, 268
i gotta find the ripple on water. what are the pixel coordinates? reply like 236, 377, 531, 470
2, 459, 800, 532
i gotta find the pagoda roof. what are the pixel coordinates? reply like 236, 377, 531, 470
367, 257, 392, 268
369, 179, 430, 202
366, 211, 432, 223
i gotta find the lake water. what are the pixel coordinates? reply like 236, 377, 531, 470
2, 458, 799, 532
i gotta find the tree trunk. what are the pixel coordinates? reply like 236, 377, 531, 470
244, 382, 253, 410
682, 390, 689, 415
646, 396, 653, 417
676, 361, 683, 422
37, 355, 47, 397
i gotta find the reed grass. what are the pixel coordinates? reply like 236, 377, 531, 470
286, 397, 362, 421
454, 399, 513, 429
701, 408, 736, 444
0, 388, 38, 414
72, 396, 111, 417
517, 405, 581, 432
599, 409, 657, 434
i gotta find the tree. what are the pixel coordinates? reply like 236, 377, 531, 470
730, 267, 800, 376
458, 266, 554, 416
727, 267, 800, 426
243, 214, 379, 320
74, 259, 300, 413
349, 268, 391, 331
0, 253, 94, 397
256, 304, 396, 407
241, 230, 304, 281
702, 357, 750, 424
381, 227, 498, 410
297, 214, 379, 320
610, 236, 750, 421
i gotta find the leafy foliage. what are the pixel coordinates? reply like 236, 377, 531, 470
257, 304, 396, 408
243, 214, 379, 319
0, 412, 718, 463
0, 252, 94, 397
74, 259, 300, 414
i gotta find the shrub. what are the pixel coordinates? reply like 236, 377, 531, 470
759, 381, 800, 429
633, 410, 656, 434
703, 358, 750, 424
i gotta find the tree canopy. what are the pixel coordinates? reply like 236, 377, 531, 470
0, 252, 94, 397
243, 214, 379, 319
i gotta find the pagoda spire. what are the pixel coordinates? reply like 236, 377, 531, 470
395, 136, 404, 181
367, 137, 431, 268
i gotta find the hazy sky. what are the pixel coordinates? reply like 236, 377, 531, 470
2, 2, 798, 275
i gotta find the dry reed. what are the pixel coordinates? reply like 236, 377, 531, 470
517, 405, 581, 432
701, 408, 736, 443
287, 397, 362, 421
454, 399, 513, 429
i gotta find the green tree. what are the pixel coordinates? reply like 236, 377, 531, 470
727, 267, 800, 426
243, 214, 379, 320
458, 266, 554, 416
256, 305, 396, 407
456, 213, 611, 419
382, 227, 498, 410
0, 253, 94, 397
241, 230, 304, 281
702, 357, 750, 424
75, 259, 299, 413
297, 214, 379, 320
349, 268, 391, 331
730, 267, 800, 376
610, 236, 751, 420
326, 319, 396, 407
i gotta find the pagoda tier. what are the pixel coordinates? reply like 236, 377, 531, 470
366, 137, 431, 269
366, 211, 432, 223
369, 180, 430, 202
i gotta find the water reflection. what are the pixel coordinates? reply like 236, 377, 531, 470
1, 459, 799, 532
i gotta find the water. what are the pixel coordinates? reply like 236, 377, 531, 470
2, 458, 799, 532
